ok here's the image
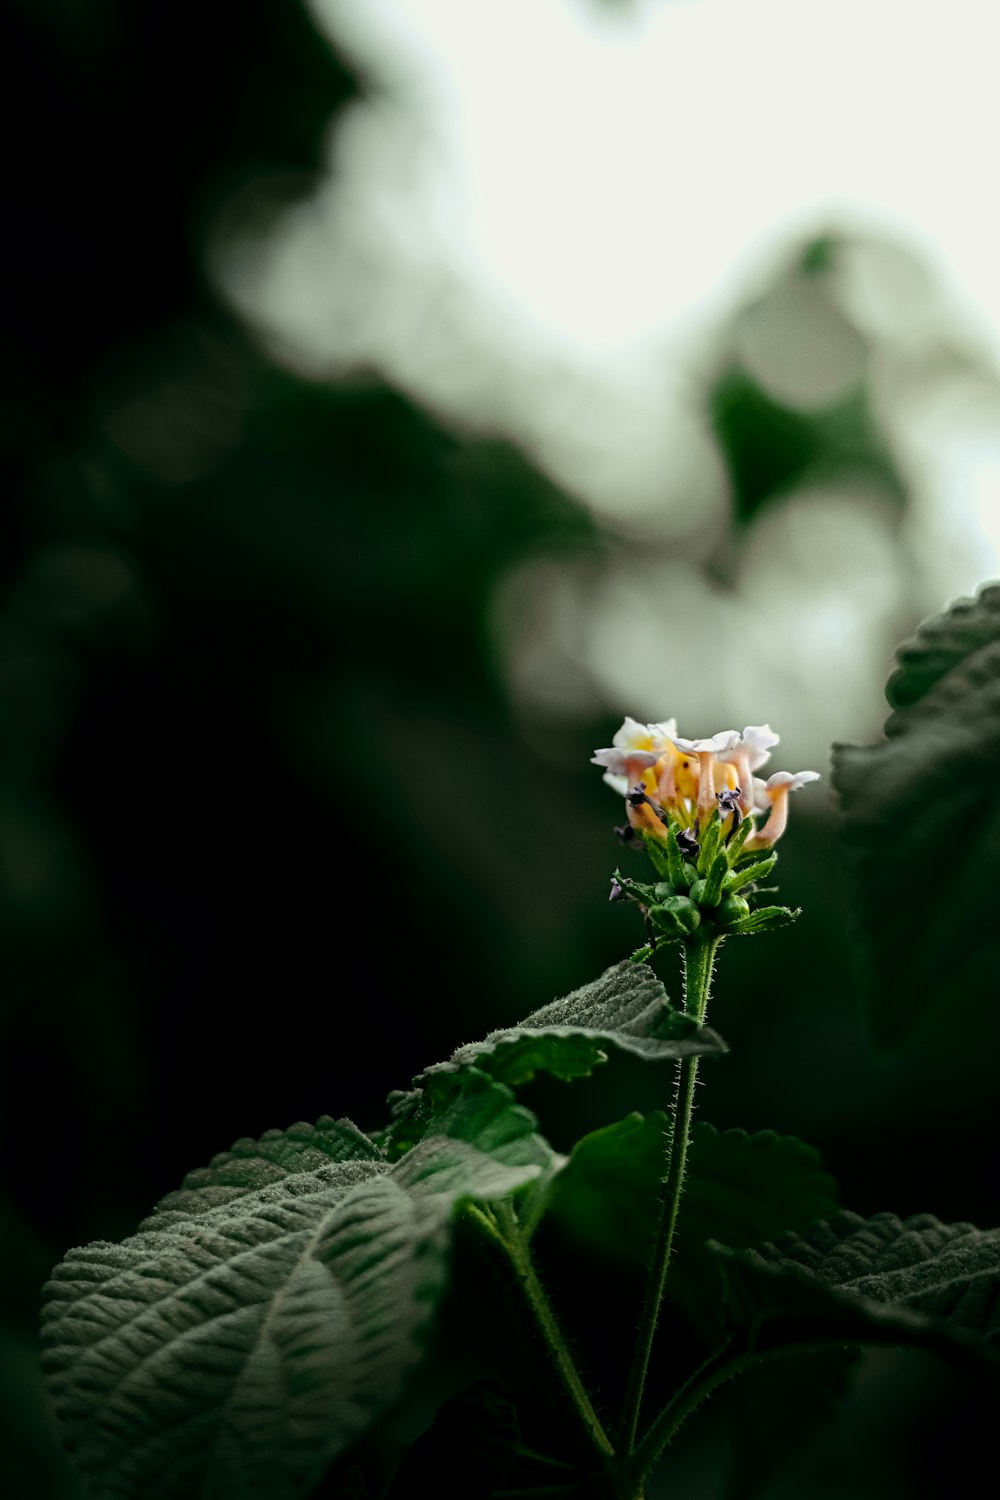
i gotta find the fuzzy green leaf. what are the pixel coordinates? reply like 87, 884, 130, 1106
712, 1210, 1000, 1374
442, 960, 726, 1084
41, 1091, 547, 1500
385, 963, 726, 1156
833, 582, 1000, 1044
149, 1117, 382, 1224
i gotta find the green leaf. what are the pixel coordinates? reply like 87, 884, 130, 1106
723, 1348, 859, 1500
384, 1381, 520, 1500
542, 1111, 667, 1261
41, 1094, 547, 1500
543, 1119, 838, 1342
443, 961, 726, 1084
712, 1210, 1000, 1375
150, 1116, 383, 1222
833, 581, 1000, 1044
385, 963, 726, 1156
884, 581, 1000, 715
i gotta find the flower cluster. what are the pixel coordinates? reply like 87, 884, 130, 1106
593, 718, 818, 851
593, 719, 820, 943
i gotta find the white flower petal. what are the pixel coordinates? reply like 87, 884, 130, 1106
602, 770, 628, 796
592, 746, 659, 774
649, 717, 678, 743
673, 730, 741, 754
763, 769, 821, 793
720, 724, 780, 771
611, 715, 656, 752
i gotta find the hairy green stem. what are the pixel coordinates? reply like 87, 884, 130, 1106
493, 1201, 616, 1462
618, 930, 720, 1456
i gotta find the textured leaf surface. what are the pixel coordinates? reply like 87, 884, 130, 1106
149, 1117, 382, 1224
386, 963, 726, 1154
42, 1092, 547, 1500
833, 582, 1000, 1043
713, 1210, 1000, 1372
448, 960, 726, 1084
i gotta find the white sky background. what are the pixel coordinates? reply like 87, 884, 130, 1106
213, 0, 1000, 765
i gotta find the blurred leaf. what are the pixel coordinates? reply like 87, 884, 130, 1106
384, 1381, 520, 1500
385, 962, 726, 1155
833, 581, 1000, 1044
885, 582, 1000, 714
42, 1090, 547, 1500
712, 1210, 1000, 1375
543, 1111, 665, 1262
543, 1117, 838, 1344
723, 1348, 859, 1500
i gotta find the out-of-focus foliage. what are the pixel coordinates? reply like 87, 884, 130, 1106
4, 3, 1000, 1498
835, 582, 1000, 1044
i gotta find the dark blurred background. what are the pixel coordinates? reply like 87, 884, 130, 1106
3, 3, 999, 1497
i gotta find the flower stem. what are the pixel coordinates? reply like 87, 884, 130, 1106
618, 929, 720, 1455
493, 1201, 616, 1462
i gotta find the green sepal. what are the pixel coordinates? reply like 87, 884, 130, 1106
726, 904, 799, 936
665, 820, 688, 887
723, 854, 777, 893
640, 830, 674, 879
700, 850, 730, 907
611, 869, 658, 905
726, 816, 755, 861
697, 809, 723, 875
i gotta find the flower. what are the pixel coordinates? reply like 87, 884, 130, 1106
671, 729, 741, 814
592, 716, 677, 796
595, 716, 819, 849
720, 725, 780, 813
745, 770, 821, 848
672, 731, 741, 755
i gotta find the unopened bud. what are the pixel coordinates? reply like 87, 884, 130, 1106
650, 895, 701, 937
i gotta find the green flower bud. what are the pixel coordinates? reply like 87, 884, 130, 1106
649, 895, 701, 936
718, 893, 751, 928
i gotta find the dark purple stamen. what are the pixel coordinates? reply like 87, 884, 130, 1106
717, 788, 741, 815
677, 827, 699, 856
609, 878, 625, 903
614, 824, 635, 843
626, 785, 649, 807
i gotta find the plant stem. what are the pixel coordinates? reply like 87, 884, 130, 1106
493, 1201, 616, 1462
632, 1336, 866, 1486
618, 930, 720, 1455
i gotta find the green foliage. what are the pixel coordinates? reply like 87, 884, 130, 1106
383, 1382, 520, 1500
41, 1086, 547, 1500
723, 1348, 860, 1500
712, 1210, 1000, 1375
833, 581, 1000, 1043
385, 961, 726, 1155
544, 1116, 839, 1341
